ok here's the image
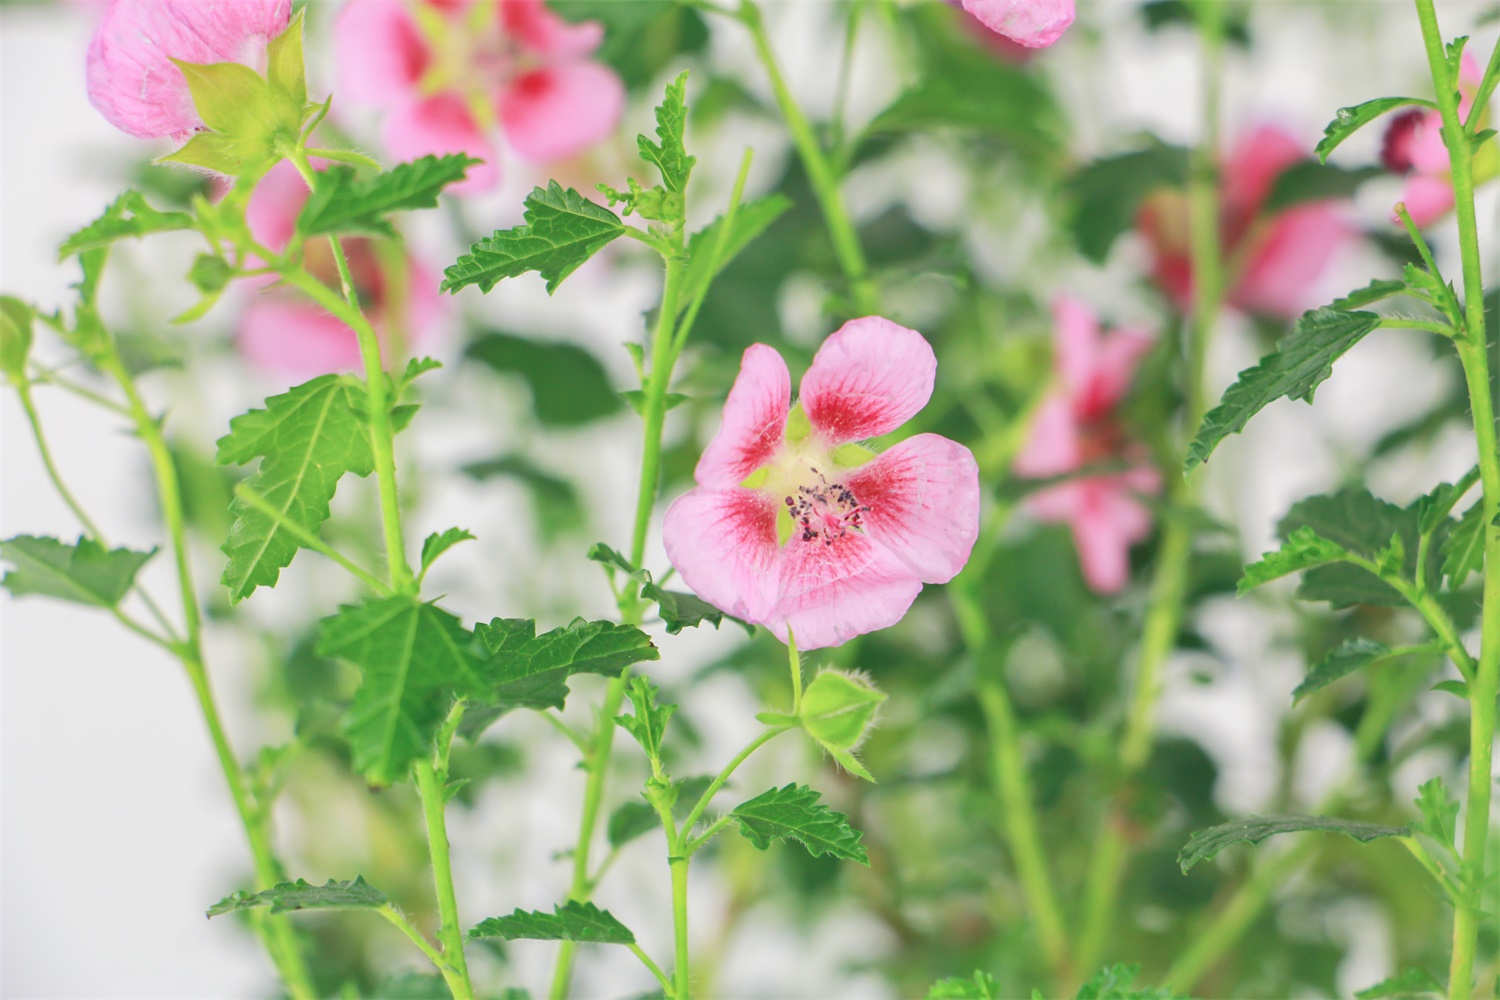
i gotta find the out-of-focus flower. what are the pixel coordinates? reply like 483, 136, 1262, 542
1381, 54, 1487, 227
239, 161, 444, 375
1138, 125, 1354, 319
86, 0, 292, 141
662, 318, 980, 651
960, 0, 1073, 49
334, 0, 625, 194
1014, 297, 1159, 594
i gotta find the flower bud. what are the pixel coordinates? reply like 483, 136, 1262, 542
799, 669, 886, 781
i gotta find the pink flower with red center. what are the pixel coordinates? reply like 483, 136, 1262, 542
334, 0, 625, 195
1138, 124, 1354, 319
1381, 54, 1485, 227
85, 0, 292, 141
1014, 297, 1160, 594
960, 0, 1073, 49
662, 318, 981, 651
239, 161, 446, 375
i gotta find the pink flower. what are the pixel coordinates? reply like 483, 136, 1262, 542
334, 0, 625, 194
960, 0, 1074, 48
239, 161, 445, 375
1381, 54, 1484, 227
662, 318, 981, 651
1014, 297, 1160, 594
1137, 125, 1353, 319
86, 0, 292, 140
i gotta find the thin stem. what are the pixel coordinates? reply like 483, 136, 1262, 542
16, 380, 105, 538
684, 814, 733, 856
27, 365, 131, 415
737, 0, 879, 314
629, 942, 676, 998
670, 857, 691, 999
378, 905, 455, 978
413, 759, 475, 1000
1414, 8, 1500, 999
678, 727, 792, 842
670, 149, 753, 362
829, 0, 864, 157
787, 633, 803, 714
231, 483, 391, 595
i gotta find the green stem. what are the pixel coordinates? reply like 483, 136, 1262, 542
629, 941, 677, 998
414, 759, 475, 1000
232, 483, 391, 595
671, 857, 691, 999
379, 905, 453, 975
1414, 9, 1500, 998
737, 0, 879, 314
787, 633, 803, 714
16, 379, 105, 539
679, 727, 792, 841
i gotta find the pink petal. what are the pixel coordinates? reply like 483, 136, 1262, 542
1399, 174, 1457, 228
1222, 124, 1304, 221
1381, 109, 1426, 173
960, 0, 1074, 48
86, 0, 292, 140
238, 297, 365, 375
334, 0, 432, 107
383, 95, 499, 194
1459, 51, 1484, 119
799, 316, 937, 444
1071, 484, 1154, 594
1053, 296, 1153, 416
844, 433, 980, 583
769, 532, 922, 650
500, 63, 625, 164
1052, 294, 1101, 398
501, 0, 605, 58
1405, 111, 1452, 175
245, 159, 309, 253
1231, 203, 1351, 318
695, 344, 791, 489
1024, 480, 1084, 522
1012, 394, 1081, 479
662, 488, 783, 624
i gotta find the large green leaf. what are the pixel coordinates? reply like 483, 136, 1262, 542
1186, 306, 1384, 469
206, 876, 387, 916
297, 154, 480, 237
443, 181, 625, 295
216, 376, 378, 600
465, 331, 620, 427
469, 901, 634, 944
1261, 161, 1384, 214
1065, 143, 1190, 263
58, 191, 195, 260
0, 535, 155, 607
317, 597, 488, 785
729, 783, 869, 864
1178, 815, 1409, 873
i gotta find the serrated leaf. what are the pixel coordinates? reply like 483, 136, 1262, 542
1066, 144, 1190, 263
1261, 161, 1383, 214
0, 535, 155, 607
419, 527, 475, 578
216, 376, 377, 600
675, 194, 792, 319
1187, 306, 1383, 469
1415, 776, 1459, 847
1355, 967, 1445, 999
1275, 488, 1422, 606
1330, 277, 1411, 311
584, 542, 748, 633
1417, 467, 1480, 532
317, 597, 488, 785
466, 331, 620, 426
1441, 499, 1486, 589
729, 783, 869, 864
58, 191, 195, 259
443, 181, 624, 295
206, 876, 386, 917
469, 901, 634, 944
638, 71, 694, 193
1316, 97, 1436, 163
1073, 964, 1181, 1000
1239, 526, 1351, 592
1178, 815, 1409, 873
297, 154, 480, 237
926, 971, 999, 1000
1292, 637, 1440, 702
617, 674, 674, 760
266, 8, 307, 107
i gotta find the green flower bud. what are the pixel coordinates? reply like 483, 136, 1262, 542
0, 296, 34, 379
799, 669, 886, 782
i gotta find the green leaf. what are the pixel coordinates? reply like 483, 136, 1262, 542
1292, 637, 1439, 702
1239, 526, 1351, 592
0, 535, 155, 607
469, 901, 634, 944
1331, 277, 1411, 311
188, 254, 234, 294
607, 775, 713, 848
1415, 776, 1459, 847
297, 154, 481, 237
419, 527, 475, 579
1261, 161, 1384, 214
1275, 488, 1420, 606
1186, 306, 1384, 469
206, 876, 386, 917
674, 194, 792, 320
729, 783, 869, 864
0, 295, 34, 376
1178, 815, 1409, 873
466, 331, 620, 426
864, 66, 1063, 150
1316, 97, 1436, 163
265, 8, 307, 107
1355, 967, 1445, 999
926, 971, 999, 999
585, 542, 748, 633
1073, 964, 1181, 1000
800, 670, 885, 755
216, 376, 378, 600
1065, 144, 1190, 263
620, 390, 690, 416
317, 597, 488, 785
1441, 499, 1486, 589
443, 181, 625, 295
172, 59, 287, 136
617, 674, 674, 760
637, 71, 694, 193
58, 191, 195, 259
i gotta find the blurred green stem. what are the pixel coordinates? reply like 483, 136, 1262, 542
1073, 0, 1225, 980
1413, 5, 1500, 998
414, 757, 475, 1000
736, 0, 880, 314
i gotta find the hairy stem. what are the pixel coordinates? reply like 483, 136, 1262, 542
671, 857, 692, 998
414, 759, 475, 1000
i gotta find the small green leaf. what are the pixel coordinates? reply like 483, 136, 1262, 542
443, 181, 625, 295
297, 154, 481, 237
616, 674, 674, 761
638, 71, 695, 193
1275, 488, 1423, 606
1441, 499, 1486, 589
729, 783, 869, 864
1238, 526, 1350, 592
1316, 97, 1436, 163
799, 670, 885, 758
206, 876, 387, 917
1187, 306, 1384, 469
1414, 777, 1459, 847
926, 971, 999, 999
1355, 967, 1445, 999
0, 295, 34, 377
584, 542, 748, 633
1073, 964, 1182, 1000
171, 59, 286, 135
59, 191, 195, 259
1178, 815, 1409, 873
1261, 161, 1383, 214
620, 390, 690, 416
469, 901, 635, 945
419, 527, 475, 579
1331, 277, 1411, 311
266, 8, 307, 107
466, 331, 620, 426
1292, 638, 1439, 702
0, 535, 155, 607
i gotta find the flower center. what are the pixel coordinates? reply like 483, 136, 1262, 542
783, 468, 870, 547
414, 1, 539, 116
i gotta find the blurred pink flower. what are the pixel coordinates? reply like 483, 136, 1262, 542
662, 318, 980, 651
86, 0, 292, 140
960, 0, 1073, 48
334, 0, 625, 194
1138, 124, 1353, 319
1014, 297, 1159, 594
239, 161, 445, 375
1381, 53, 1484, 227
